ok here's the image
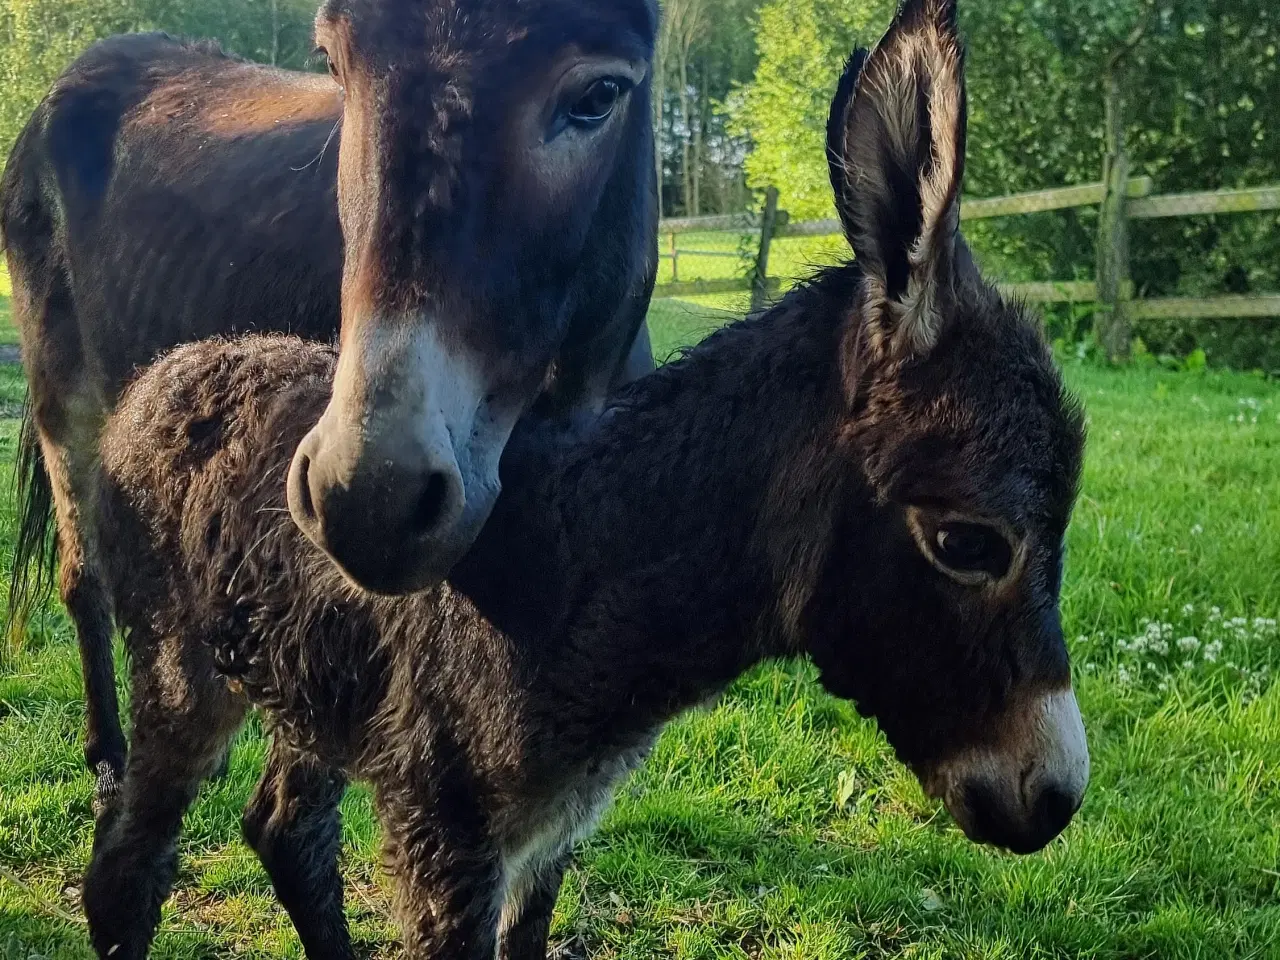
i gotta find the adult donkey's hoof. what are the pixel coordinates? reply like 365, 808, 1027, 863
92, 760, 123, 821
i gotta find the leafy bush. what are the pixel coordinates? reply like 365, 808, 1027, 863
731, 0, 1280, 370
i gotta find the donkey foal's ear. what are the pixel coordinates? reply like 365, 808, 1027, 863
827, 0, 967, 360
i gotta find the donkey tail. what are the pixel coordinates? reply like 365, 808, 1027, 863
7, 401, 56, 644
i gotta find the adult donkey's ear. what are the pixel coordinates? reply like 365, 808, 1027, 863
826, 0, 967, 361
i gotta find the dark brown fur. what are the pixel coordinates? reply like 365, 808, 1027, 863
2, 0, 658, 808
85, 6, 1087, 957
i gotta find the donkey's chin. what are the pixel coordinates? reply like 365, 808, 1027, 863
338, 528, 475, 596
928, 778, 1076, 855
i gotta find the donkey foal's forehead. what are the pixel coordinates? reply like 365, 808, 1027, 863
887, 307, 1084, 527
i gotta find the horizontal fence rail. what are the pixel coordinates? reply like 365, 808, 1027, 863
1128, 185, 1280, 219
1130, 294, 1280, 319
653, 176, 1280, 329
999, 281, 1099, 303
962, 177, 1152, 220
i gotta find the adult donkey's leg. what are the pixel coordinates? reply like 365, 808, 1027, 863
242, 738, 353, 960
83, 632, 244, 960
49, 430, 123, 813
20, 285, 126, 814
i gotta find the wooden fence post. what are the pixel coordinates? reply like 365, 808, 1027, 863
751, 186, 779, 312
668, 231, 679, 283
1095, 61, 1134, 362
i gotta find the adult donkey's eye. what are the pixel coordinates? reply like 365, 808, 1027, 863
934, 522, 1013, 578
314, 46, 340, 84
567, 78, 625, 126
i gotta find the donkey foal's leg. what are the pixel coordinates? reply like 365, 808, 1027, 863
242, 738, 352, 960
376, 784, 503, 960
498, 853, 570, 960
83, 640, 242, 960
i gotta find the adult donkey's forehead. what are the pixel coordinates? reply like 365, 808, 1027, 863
317, 0, 656, 64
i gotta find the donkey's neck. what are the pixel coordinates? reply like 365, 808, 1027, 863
454, 278, 851, 719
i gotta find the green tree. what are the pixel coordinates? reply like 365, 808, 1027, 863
732, 0, 1280, 311
0, 0, 137, 157
0, 0, 317, 162
655, 0, 764, 215
727, 0, 890, 220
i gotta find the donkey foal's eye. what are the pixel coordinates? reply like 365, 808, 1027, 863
933, 522, 1013, 578
567, 78, 624, 126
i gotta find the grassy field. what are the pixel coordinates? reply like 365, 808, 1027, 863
0, 271, 18, 349
1, 291, 1279, 959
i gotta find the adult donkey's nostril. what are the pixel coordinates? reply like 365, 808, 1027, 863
409, 470, 452, 538
286, 415, 475, 594
293, 451, 317, 523
287, 444, 323, 542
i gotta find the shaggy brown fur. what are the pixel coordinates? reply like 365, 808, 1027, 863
1, 0, 658, 810
84, 5, 1087, 958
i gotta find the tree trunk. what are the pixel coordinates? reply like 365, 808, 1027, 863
751, 186, 780, 312
691, 68, 706, 216
270, 0, 280, 65
678, 42, 692, 215
653, 42, 665, 216
1095, 66, 1131, 363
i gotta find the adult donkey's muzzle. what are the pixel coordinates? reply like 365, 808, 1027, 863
287, 324, 511, 595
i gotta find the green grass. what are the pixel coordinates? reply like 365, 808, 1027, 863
0, 272, 18, 349
2, 296, 1280, 959
656, 231, 848, 284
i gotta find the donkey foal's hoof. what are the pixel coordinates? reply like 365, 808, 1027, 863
211, 748, 232, 781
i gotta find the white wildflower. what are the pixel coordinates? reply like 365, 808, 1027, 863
1177, 636, 1200, 654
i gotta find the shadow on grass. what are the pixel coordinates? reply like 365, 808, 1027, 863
596, 790, 913, 897
0, 910, 92, 960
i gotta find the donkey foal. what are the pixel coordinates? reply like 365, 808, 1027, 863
86, 3, 1088, 957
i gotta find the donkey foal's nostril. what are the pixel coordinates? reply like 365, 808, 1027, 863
409, 470, 451, 538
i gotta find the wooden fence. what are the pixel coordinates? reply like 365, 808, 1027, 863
653, 176, 1280, 357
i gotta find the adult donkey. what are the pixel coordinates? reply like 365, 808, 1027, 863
1, 0, 658, 809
